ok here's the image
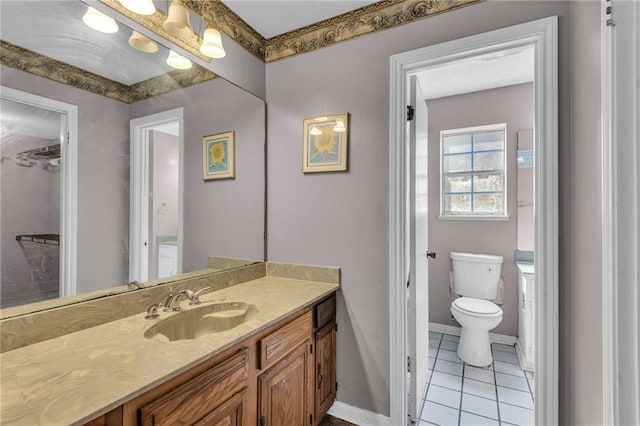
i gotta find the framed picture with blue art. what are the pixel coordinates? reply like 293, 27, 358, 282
302, 112, 349, 173
202, 131, 235, 180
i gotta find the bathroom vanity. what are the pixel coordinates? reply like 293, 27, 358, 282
0, 264, 339, 426
516, 263, 535, 371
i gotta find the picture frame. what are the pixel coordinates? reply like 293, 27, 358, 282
302, 112, 349, 173
202, 131, 235, 180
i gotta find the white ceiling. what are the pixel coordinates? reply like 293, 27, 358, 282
224, 0, 378, 39
0, 98, 61, 142
416, 47, 535, 100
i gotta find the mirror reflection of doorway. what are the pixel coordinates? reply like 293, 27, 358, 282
1, 97, 62, 308
148, 125, 180, 280
129, 108, 183, 283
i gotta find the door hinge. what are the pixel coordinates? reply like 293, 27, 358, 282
310, 344, 313, 354
336, 381, 338, 391
407, 356, 411, 373
260, 416, 266, 426
605, 0, 616, 26
66, 132, 70, 144
310, 414, 313, 424
407, 105, 415, 121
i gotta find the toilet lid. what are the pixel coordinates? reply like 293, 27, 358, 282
453, 297, 501, 315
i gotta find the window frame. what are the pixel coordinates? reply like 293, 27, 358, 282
439, 123, 508, 220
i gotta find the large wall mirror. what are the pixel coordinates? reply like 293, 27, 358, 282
0, 0, 265, 315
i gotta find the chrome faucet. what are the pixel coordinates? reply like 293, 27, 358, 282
163, 290, 195, 312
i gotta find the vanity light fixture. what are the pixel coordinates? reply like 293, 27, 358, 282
166, 50, 192, 69
163, 0, 194, 39
310, 127, 322, 136
128, 31, 159, 53
199, 19, 226, 59
333, 119, 346, 133
82, 7, 119, 34
118, 0, 155, 16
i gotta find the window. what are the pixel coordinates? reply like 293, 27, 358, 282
440, 124, 507, 218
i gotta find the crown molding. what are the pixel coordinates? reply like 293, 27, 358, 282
264, 0, 481, 62
184, 0, 266, 61
185, 0, 480, 63
129, 66, 217, 102
1, 40, 133, 103
0, 40, 216, 104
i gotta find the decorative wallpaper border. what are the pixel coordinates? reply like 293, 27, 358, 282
184, 0, 266, 61
0, 41, 216, 104
263, 0, 481, 62
185, 0, 480, 63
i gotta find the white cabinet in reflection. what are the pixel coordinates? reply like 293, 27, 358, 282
516, 263, 535, 371
157, 244, 178, 278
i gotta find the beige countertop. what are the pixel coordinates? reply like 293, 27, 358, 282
0, 276, 339, 426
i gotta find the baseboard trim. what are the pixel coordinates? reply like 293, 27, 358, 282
327, 401, 390, 426
429, 322, 517, 346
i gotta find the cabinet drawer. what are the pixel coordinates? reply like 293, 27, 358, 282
315, 295, 336, 330
259, 311, 312, 370
139, 349, 248, 426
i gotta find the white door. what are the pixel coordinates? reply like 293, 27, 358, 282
408, 75, 429, 423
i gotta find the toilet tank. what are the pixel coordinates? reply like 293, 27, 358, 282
451, 252, 503, 299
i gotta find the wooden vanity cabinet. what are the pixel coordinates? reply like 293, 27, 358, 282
258, 341, 314, 426
313, 296, 337, 423
100, 294, 336, 426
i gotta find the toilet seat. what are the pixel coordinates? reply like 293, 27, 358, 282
452, 297, 502, 316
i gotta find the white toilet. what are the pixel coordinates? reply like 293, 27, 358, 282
450, 252, 504, 367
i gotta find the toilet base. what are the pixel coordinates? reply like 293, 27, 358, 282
457, 328, 493, 367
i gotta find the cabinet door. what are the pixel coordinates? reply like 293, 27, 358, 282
193, 389, 246, 426
139, 349, 248, 426
315, 323, 336, 422
259, 341, 313, 426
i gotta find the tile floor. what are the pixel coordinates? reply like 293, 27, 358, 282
419, 332, 535, 426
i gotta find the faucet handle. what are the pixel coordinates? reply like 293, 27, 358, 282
190, 287, 212, 305
145, 303, 161, 320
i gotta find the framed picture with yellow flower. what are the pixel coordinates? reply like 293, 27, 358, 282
302, 112, 349, 173
202, 131, 235, 180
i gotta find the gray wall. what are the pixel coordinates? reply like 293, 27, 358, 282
1, 66, 130, 294
266, 1, 604, 423
130, 78, 265, 272
427, 83, 533, 336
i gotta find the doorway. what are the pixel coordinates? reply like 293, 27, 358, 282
129, 108, 183, 282
390, 17, 559, 425
0, 86, 77, 306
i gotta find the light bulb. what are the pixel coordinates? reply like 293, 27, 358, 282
118, 0, 155, 15
128, 31, 158, 53
163, 0, 194, 38
199, 27, 226, 59
310, 127, 322, 136
166, 51, 192, 70
83, 7, 119, 34
333, 120, 346, 133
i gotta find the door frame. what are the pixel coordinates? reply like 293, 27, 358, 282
1, 86, 78, 298
388, 17, 559, 425
129, 108, 184, 282
601, 0, 640, 424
